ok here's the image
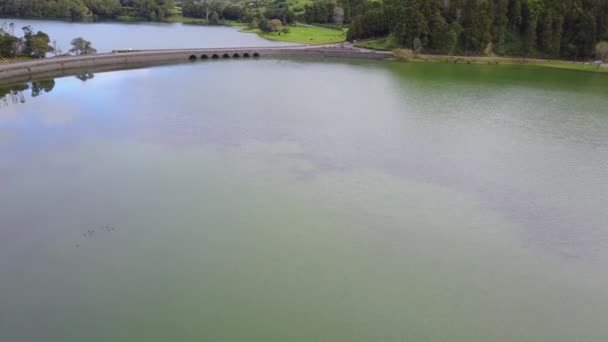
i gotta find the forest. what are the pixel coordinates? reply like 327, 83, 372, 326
0, 0, 176, 21
149, 0, 608, 59
0, 24, 54, 58
345, 0, 608, 59
1, 0, 607, 59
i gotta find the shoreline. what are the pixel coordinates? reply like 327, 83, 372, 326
356, 40, 608, 73
396, 53, 608, 73
1, 15, 242, 26
1, 16, 344, 45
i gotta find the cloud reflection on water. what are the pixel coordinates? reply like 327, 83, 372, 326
2, 60, 608, 262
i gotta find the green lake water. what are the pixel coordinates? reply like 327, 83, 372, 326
1, 59, 608, 341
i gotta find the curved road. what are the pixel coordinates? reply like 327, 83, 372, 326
0, 44, 391, 83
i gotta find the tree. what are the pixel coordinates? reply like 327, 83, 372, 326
521, 0, 543, 56
413, 37, 422, 52
303, 0, 333, 24
333, 7, 345, 26
596, 41, 608, 62
0, 0, 173, 21
69, 37, 97, 55
446, 22, 463, 55
31, 79, 56, 97
268, 19, 283, 32
3, 0, 608, 61
427, 1, 450, 53
390, 0, 429, 49
222, 5, 242, 21
460, 0, 492, 55
76, 72, 95, 81
83, 0, 121, 18
52, 40, 63, 56
264, 0, 295, 23
0, 31, 20, 57
185, 0, 225, 24
346, 8, 388, 41
493, 0, 509, 54
209, 11, 220, 25
22, 26, 54, 58
131, 0, 175, 20
338, 0, 365, 23
258, 17, 271, 32
344, 0, 608, 59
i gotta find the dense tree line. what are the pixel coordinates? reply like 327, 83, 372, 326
229, 0, 298, 27
303, 0, 344, 25
347, 0, 608, 59
256, 0, 297, 23
0, 25, 54, 58
3, 0, 606, 60
180, 0, 244, 23
1, 79, 55, 104
0, 0, 175, 21
1, 24, 98, 58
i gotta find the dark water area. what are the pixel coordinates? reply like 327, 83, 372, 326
1, 60, 608, 341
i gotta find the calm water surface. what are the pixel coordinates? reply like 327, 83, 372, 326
1, 60, 608, 341
0, 18, 291, 52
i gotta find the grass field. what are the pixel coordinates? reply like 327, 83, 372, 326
355, 36, 398, 51
243, 25, 346, 44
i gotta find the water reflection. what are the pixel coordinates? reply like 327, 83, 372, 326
0, 74, 95, 106
1, 61, 608, 342
0, 79, 55, 105
75, 73, 95, 82
2, 61, 607, 262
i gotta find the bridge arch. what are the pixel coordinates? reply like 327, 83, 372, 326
253, 52, 260, 57
233, 53, 240, 58
189, 55, 197, 61
243, 53, 250, 58
222, 53, 230, 58
211, 54, 219, 59
201, 54, 208, 59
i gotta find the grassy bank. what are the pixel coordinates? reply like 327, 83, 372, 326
243, 25, 346, 44
355, 36, 399, 51
391, 49, 608, 73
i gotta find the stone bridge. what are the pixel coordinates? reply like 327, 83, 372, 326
0, 45, 391, 84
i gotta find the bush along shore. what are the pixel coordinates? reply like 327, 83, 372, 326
1, 22, 99, 60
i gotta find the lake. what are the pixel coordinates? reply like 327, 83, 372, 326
0, 18, 291, 53
1, 39, 608, 341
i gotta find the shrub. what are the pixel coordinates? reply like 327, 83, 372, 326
269, 19, 282, 32
393, 48, 415, 60
596, 42, 608, 62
